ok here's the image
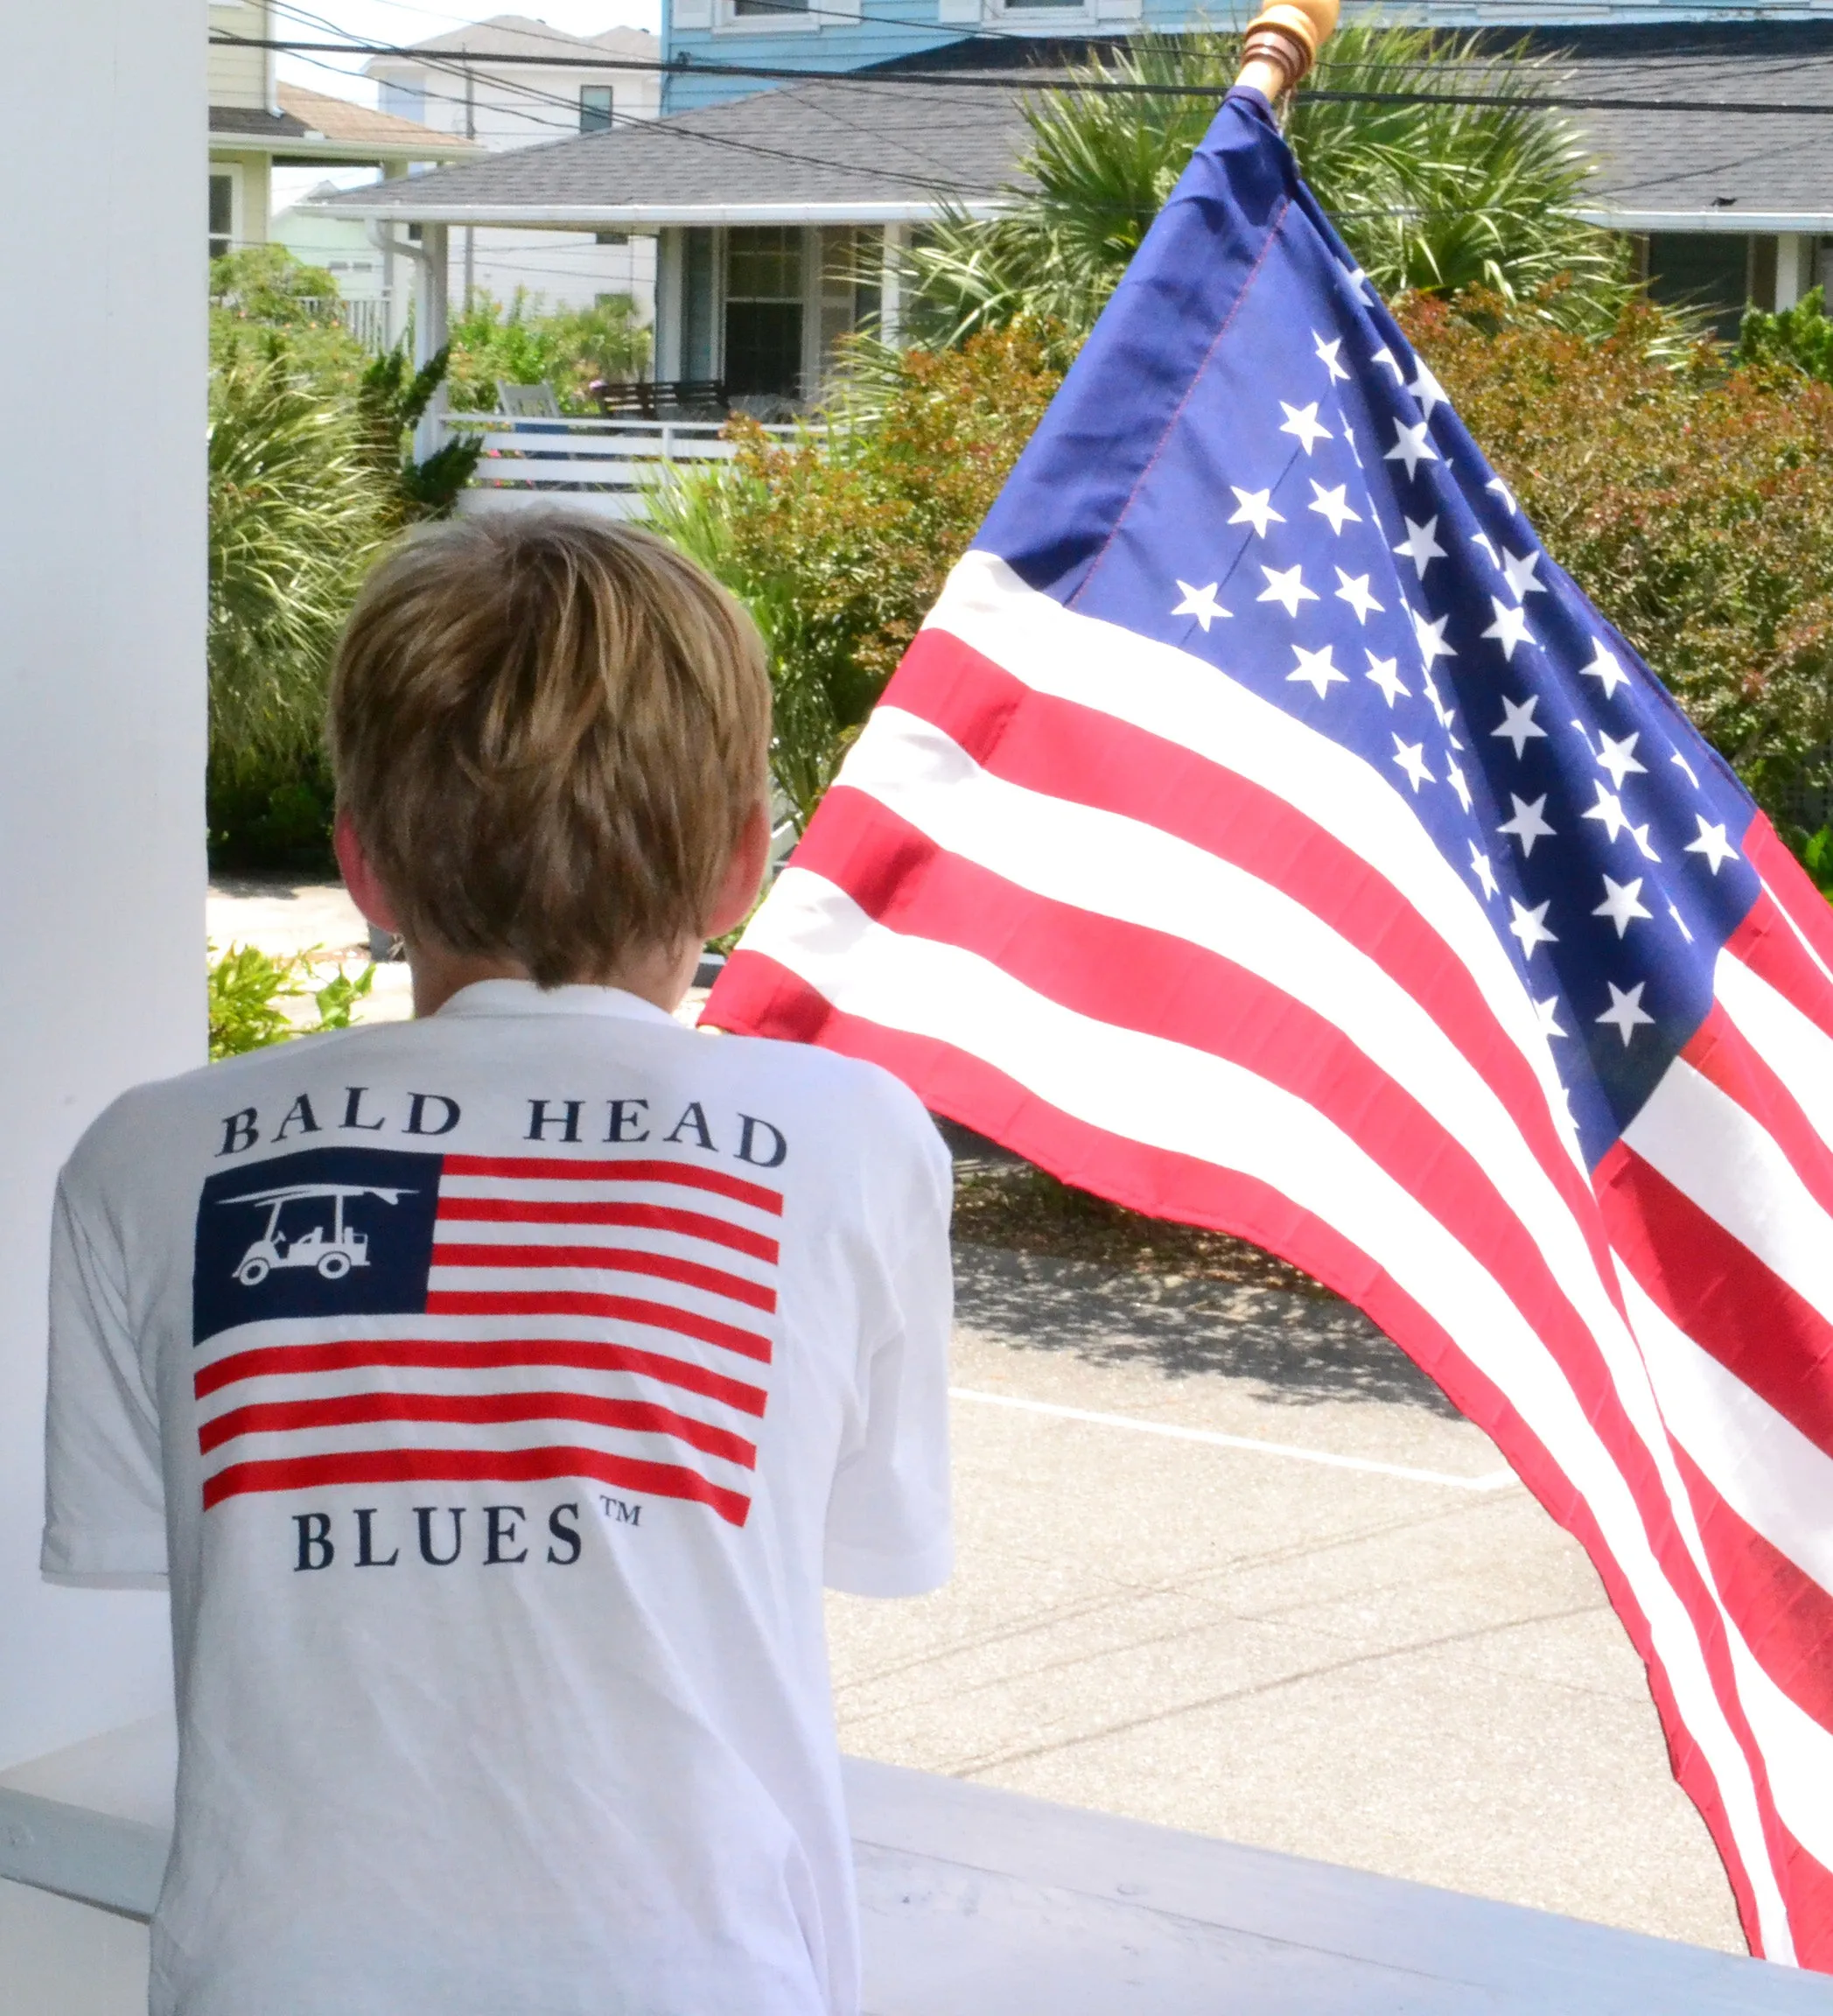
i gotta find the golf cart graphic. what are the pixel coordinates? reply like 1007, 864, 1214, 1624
220, 1182, 412, 1288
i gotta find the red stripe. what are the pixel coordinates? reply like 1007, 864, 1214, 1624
1667, 1439, 1833, 1734
201, 1444, 752, 1525
198, 1388, 756, 1468
868, 626, 1610, 1280
784, 787, 1627, 1431
430, 1241, 777, 1313
435, 1195, 779, 1266
1683, 1002, 1833, 1228
424, 1289, 773, 1364
1778, 1825, 1833, 1974
708, 952, 1789, 1956
443, 1154, 782, 1215
194, 1337, 767, 1417
1745, 812, 1833, 978
1596, 1143, 1833, 1462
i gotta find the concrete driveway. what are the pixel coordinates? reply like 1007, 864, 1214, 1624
827, 1243, 1745, 1956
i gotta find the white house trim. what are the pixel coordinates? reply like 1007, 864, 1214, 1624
310, 198, 1007, 227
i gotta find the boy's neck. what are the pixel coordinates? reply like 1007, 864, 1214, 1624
405, 938, 701, 1021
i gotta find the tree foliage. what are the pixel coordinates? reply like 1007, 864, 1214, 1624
445, 288, 653, 413
648, 327, 1063, 822
903, 26, 1626, 350
1739, 285, 1833, 386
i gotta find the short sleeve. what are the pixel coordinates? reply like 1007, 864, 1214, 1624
822, 1105, 954, 1598
41, 1175, 169, 1586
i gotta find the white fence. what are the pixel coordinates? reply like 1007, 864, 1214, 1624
211, 293, 393, 354
441, 410, 797, 521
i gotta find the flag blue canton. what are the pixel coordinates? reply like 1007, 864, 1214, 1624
977, 90, 1762, 1168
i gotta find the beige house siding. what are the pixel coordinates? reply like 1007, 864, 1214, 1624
207, 1, 269, 111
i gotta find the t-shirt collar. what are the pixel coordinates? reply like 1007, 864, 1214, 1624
434, 977, 682, 1028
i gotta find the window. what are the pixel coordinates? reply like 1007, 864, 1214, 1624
595, 229, 630, 246
1644, 233, 1752, 344
731, 0, 812, 16
580, 85, 614, 133
724, 227, 804, 398
379, 77, 427, 122
208, 172, 235, 262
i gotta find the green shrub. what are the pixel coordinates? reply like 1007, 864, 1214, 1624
446, 289, 652, 413
1739, 287, 1833, 385
208, 942, 375, 1060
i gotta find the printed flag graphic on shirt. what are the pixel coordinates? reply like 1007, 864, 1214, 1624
704, 88, 1833, 1967
192, 1143, 780, 1526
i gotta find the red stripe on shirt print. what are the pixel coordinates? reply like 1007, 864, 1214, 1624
194, 1336, 769, 1416
421, 1288, 773, 1363
443, 1154, 783, 1215
198, 1387, 757, 1469
429, 1240, 778, 1313
201, 1444, 752, 1525
435, 1194, 780, 1266
878, 626, 1614, 1291
709, 952, 1790, 1950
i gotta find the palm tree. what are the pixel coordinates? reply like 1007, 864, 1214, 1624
903, 25, 1626, 349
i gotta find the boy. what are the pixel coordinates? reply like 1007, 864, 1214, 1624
41, 513, 954, 2016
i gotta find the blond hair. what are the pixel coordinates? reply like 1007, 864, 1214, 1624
329, 511, 769, 987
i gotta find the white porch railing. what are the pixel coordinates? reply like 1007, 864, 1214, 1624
440, 410, 799, 520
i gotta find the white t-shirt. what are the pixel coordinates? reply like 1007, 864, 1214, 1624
43, 980, 953, 2016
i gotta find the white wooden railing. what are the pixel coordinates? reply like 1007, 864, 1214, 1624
439, 410, 800, 520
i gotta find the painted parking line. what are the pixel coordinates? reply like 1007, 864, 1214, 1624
948, 1387, 1520, 1492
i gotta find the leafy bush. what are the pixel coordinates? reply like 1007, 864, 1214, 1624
1400, 295, 1833, 825
649, 327, 1063, 822
208, 943, 375, 1060
1739, 286, 1833, 386
446, 289, 652, 413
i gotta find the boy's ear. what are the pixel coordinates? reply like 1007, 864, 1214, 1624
705, 801, 772, 941
333, 811, 402, 935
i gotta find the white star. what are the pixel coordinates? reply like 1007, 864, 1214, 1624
1472, 530, 1500, 570
1313, 332, 1350, 382
1365, 652, 1409, 707
1481, 596, 1536, 662
1342, 420, 1361, 469
1407, 360, 1447, 419
1580, 780, 1629, 844
1534, 994, 1567, 1039
1172, 580, 1230, 632
1445, 761, 1473, 813
1492, 693, 1547, 760
1668, 902, 1695, 944
1629, 822, 1661, 862
1501, 547, 1547, 601
1258, 564, 1318, 618
1684, 816, 1739, 874
1280, 401, 1333, 455
1384, 417, 1439, 480
1594, 874, 1653, 937
1469, 844, 1499, 899
1340, 261, 1373, 303
1499, 793, 1556, 858
1412, 606, 1456, 668
1391, 735, 1433, 792
1672, 751, 1700, 788
1508, 897, 1558, 958
1287, 643, 1347, 698
1229, 486, 1284, 538
1579, 639, 1630, 700
1421, 669, 1453, 729
1392, 515, 1446, 580
1596, 730, 1647, 789
1370, 345, 1404, 382
1487, 475, 1518, 516
1597, 980, 1655, 1046
1334, 568, 1383, 624
1308, 480, 1361, 535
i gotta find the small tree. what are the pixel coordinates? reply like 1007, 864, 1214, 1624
445, 289, 653, 412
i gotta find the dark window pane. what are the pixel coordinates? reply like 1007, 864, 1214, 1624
724, 301, 802, 397
580, 86, 613, 134
732, 0, 810, 15
1645, 233, 1750, 342
209, 174, 234, 261
727, 226, 801, 302
683, 230, 717, 380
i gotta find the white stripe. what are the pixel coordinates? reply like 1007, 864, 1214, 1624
915, 551, 1579, 1171
1624, 1059, 1833, 1324
1761, 875, 1833, 987
950, 1387, 1516, 1489
746, 865, 1794, 1951
1620, 1270, 1833, 1873
1717, 950, 1833, 1156
425, 1264, 773, 1332
433, 1214, 777, 1281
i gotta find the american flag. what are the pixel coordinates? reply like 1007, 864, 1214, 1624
704, 90, 1833, 1965
192, 1144, 780, 1527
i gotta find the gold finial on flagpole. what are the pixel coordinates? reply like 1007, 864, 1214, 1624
1235, 0, 1340, 99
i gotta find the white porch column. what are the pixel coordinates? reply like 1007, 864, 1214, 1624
381, 162, 411, 350
880, 222, 908, 349
414, 222, 451, 462
1774, 233, 1810, 311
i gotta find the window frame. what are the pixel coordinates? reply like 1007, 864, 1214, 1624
714, 0, 823, 37
207, 166, 241, 263
579, 84, 614, 133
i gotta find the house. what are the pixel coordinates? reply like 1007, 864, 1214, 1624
209, 3, 479, 269
363, 15, 665, 316
313, 12, 1833, 404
